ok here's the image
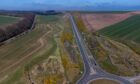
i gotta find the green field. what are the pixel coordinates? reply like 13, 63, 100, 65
0, 15, 20, 25
98, 15, 140, 55
98, 15, 140, 43
36, 15, 61, 23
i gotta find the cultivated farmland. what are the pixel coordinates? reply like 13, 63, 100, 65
98, 15, 140, 43
97, 14, 140, 55
0, 15, 20, 25
82, 11, 140, 31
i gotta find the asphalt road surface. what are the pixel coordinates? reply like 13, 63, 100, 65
70, 14, 133, 84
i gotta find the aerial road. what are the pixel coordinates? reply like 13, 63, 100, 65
69, 14, 133, 84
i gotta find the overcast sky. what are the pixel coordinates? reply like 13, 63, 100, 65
0, 0, 140, 10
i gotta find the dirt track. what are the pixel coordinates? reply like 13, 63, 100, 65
0, 25, 52, 74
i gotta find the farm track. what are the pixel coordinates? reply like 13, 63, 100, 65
0, 25, 52, 74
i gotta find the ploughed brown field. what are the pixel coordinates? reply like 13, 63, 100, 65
82, 11, 140, 31
89, 79, 120, 84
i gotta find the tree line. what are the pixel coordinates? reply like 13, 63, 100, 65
0, 13, 35, 42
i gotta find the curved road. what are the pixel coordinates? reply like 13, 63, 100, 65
69, 15, 133, 84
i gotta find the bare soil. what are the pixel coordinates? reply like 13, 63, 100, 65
136, 80, 140, 84
82, 11, 140, 31
89, 79, 120, 84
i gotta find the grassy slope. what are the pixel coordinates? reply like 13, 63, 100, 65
0, 15, 20, 25
96, 15, 140, 76
60, 18, 83, 83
